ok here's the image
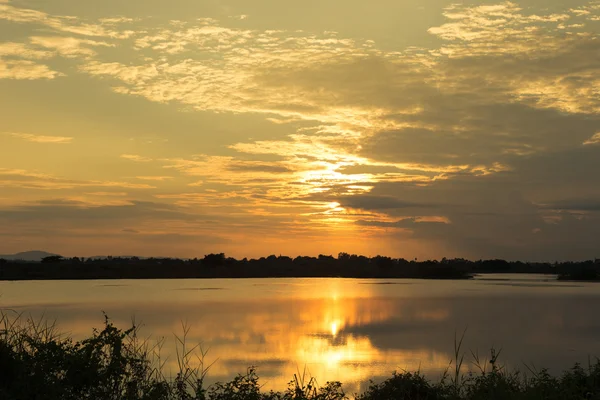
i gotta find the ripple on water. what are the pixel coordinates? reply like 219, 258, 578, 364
96, 284, 130, 287
484, 282, 582, 288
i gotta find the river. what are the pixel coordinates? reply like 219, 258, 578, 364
1, 274, 599, 393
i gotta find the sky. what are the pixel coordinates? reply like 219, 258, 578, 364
1, 0, 599, 260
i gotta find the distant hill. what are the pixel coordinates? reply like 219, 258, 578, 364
0, 251, 59, 262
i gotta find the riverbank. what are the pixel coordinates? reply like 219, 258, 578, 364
1, 313, 599, 400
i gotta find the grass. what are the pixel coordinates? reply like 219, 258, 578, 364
1, 312, 600, 400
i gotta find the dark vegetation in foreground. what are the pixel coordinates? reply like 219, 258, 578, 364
2, 314, 600, 400
1, 253, 599, 281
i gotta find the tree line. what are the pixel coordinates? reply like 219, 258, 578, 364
0, 253, 598, 280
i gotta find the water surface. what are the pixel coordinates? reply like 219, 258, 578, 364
1, 275, 599, 393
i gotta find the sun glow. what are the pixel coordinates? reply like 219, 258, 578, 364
330, 321, 339, 336
327, 202, 341, 209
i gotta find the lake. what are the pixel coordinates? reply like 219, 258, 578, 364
1, 274, 599, 393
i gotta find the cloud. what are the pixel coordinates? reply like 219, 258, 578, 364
338, 196, 429, 211
584, 132, 600, 145
0, 2, 134, 81
11, 0, 586, 139
335, 144, 600, 260
162, 155, 296, 185
0, 2, 133, 38
0, 42, 53, 59
355, 217, 451, 229
0, 2, 127, 80
541, 198, 600, 212
29, 36, 113, 58
424, 3, 600, 116
0, 200, 205, 238
64, 0, 600, 201
5, 132, 73, 143
428, 2, 570, 55
359, 102, 600, 167
121, 154, 153, 162
85, 192, 128, 197
0, 198, 237, 255
226, 162, 293, 174
135, 176, 173, 181
99, 17, 136, 25
77, 23, 387, 124
81, 62, 160, 85
0, 59, 61, 80
0, 169, 155, 190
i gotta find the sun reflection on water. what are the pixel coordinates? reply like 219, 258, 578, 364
284, 284, 454, 390
1, 279, 459, 392
330, 321, 338, 336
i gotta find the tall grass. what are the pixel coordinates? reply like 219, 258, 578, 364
1, 312, 600, 399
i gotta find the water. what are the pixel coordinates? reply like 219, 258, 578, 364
1, 274, 599, 393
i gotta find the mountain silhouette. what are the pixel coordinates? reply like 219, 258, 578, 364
0, 250, 59, 262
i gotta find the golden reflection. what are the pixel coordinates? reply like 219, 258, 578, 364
330, 321, 339, 336
2, 279, 458, 392
4, 278, 599, 395
296, 335, 375, 370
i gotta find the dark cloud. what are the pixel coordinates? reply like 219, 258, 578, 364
227, 163, 293, 173
508, 146, 600, 196
543, 200, 600, 212
336, 164, 404, 175
362, 102, 600, 166
355, 218, 449, 229
336, 142, 600, 260
131, 232, 230, 245
0, 200, 194, 223
340, 163, 600, 260
254, 55, 436, 111
338, 195, 431, 211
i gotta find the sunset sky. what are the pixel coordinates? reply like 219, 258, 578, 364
1, 0, 599, 260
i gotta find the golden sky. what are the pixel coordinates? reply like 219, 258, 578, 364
1, 0, 600, 260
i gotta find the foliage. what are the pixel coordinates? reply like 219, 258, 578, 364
357, 371, 445, 400
41, 255, 64, 264
0, 312, 171, 400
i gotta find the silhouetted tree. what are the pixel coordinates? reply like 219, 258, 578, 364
2, 252, 599, 281
338, 252, 350, 261
41, 255, 63, 264
202, 253, 226, 266
373, 255, 394, 269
